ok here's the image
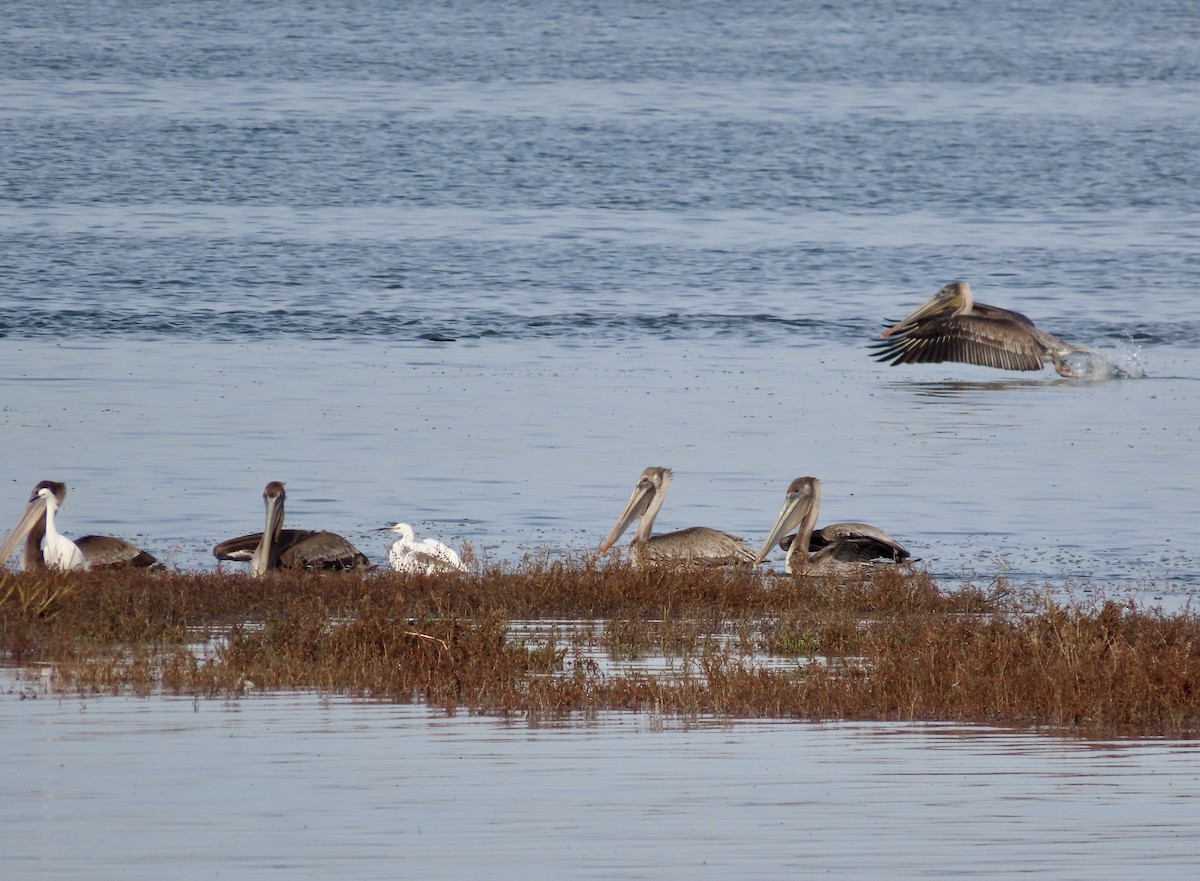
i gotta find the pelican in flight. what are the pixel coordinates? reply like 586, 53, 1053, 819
379, 522, 467, 574
0, 480, 160, 571
599, 466, 756, 567
213, 481, 370, 575
870, 281, 1098, 377
755, 477, 909, 575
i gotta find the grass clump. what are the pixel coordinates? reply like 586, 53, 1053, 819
1, 561, 1197, 737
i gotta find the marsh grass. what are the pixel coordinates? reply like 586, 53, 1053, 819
0, 573, 78, 619
2, 559, 1198, 736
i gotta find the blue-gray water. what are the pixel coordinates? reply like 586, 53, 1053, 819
2, 0, 1198, 593
5, 683, 1200, 881
5, 5, 1200, 878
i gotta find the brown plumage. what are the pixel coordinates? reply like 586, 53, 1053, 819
0, 480, 160, 571
870, 281, 1097, 377
599, 466, 755, 568
780, 521, 912, 564
213, 481, 370, 575
755, 477, 909, 575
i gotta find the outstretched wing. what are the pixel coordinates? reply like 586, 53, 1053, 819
870, 311, 1047, 372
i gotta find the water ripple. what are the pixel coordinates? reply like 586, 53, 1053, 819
4, 308, 1198, 349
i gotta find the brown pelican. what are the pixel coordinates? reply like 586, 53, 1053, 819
0, 480, 160, 571
755, 477, 909, 575
378, 523, 467, 574
213, 481, 370, 575
599, 466, 756, 567
870, 281, 1098, 377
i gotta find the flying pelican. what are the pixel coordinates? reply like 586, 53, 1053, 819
755, 477, 909, 575
599, 466, 756, 567
869, 281, 1098, 377
212, 481, 371, 575
0, 480, 160, 571
378, 522, 467, 574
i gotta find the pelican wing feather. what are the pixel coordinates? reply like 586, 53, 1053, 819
870, 311, 1048, 372
213, 529, 315, 562
808, 523, 911, 563
76, 535, 161, 569
279, 532, 371, 571
634, 526, 756, 567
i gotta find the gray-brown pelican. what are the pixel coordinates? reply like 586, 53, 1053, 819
0, 480, 160, 571
599, 466, 756, 567
870, 281, 1098, 377
213, 481, 370, 575
378, 523, 467, 574
755, 477, 909, 575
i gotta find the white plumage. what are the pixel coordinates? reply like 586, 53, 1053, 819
382, 523, 467, 574
37, 487, 88, 571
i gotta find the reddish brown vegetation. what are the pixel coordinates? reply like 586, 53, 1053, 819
2, 560, 1197, 736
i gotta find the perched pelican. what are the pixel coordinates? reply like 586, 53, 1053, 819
870, 281, 1098, 377
213, 481, 370, 575
378, 522, 467, 574
599, 466, 756, 567
0, 480, 159, 571
755, 477, 909, 575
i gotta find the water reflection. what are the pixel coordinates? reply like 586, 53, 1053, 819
888, 377, 1073, 398
886, 365, 1152, 399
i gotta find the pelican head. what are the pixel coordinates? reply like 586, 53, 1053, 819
250, 481, 287, 576
599, 466, 672, 553
754, 476, 821, 567
881, 281, 972, 338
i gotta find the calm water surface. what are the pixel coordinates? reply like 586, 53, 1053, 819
3, 679, 1200, 880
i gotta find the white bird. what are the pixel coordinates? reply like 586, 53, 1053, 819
379, 522, 467, 574
0, 480, 159, 571
36, 486, 88, 570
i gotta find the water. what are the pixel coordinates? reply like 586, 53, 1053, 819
2, 1, 1199, 592
4, 4, 1200, 876
4, 682, 1200, 880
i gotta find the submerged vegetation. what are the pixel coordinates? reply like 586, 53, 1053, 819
2, 561, 1197, 737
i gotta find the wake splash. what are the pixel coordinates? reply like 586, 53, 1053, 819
1063, 344, 1146, 380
